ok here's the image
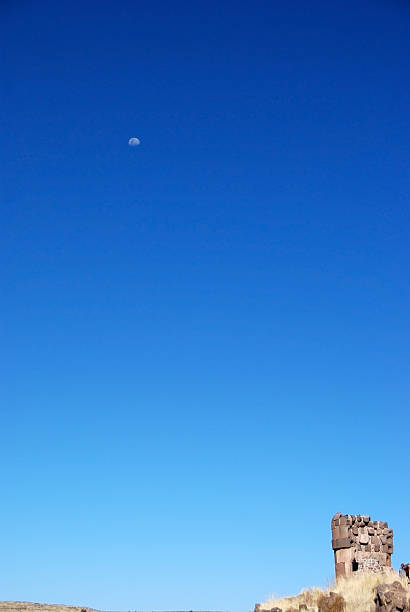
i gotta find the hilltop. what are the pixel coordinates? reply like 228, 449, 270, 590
257, 568, 410, 611
0, 603, 97, 612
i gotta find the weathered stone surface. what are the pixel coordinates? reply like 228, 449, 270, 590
335, 562, 346, 578
332, 537, 351, 550
359, 557, 383, 572
336, 548, 354, 563
374, 581, 410, 611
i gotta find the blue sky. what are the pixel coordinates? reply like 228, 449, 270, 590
1, 1, 409, 610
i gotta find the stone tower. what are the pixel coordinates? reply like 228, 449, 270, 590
331, 512, 393, 579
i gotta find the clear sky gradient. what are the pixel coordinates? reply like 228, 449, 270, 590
2, 1, 410, 611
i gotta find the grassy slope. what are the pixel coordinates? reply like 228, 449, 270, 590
260, 569, 410, 612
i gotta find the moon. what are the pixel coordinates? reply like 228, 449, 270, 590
128, 137, 141, 147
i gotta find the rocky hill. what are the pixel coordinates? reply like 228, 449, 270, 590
257, 569, 410, 611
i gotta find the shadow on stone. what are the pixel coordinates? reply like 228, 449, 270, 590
375, 580, 410, 611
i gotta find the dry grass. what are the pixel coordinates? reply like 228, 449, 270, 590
0, 603, 97, 612
317, 593, 345, 612
259, 569, 410, 611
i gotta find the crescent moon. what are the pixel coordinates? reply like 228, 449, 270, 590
128, 137, 141, 147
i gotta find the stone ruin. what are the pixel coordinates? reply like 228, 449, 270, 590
332, 512, 394, 579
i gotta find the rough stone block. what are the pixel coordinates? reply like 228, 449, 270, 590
337, 548, 354, 563
332, 537, 351, 549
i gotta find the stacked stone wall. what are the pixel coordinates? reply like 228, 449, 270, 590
331, 512, 393, 579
